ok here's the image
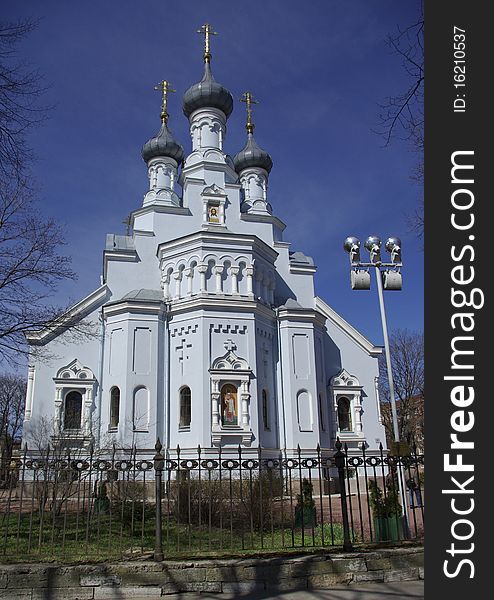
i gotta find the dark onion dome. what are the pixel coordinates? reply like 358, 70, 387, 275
183, 63, 233, 119
233, 133, 273, 174
141, 122, 184, 164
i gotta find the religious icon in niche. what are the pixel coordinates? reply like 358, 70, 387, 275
221, 384, 238, 426
208, 204, 220, 223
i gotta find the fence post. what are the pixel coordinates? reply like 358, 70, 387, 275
153, 438, 164, 561
334, 439, 353, 552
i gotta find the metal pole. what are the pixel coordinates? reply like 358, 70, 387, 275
334, 440, 353, 552
153, 439, 164, 561
374, 266, 409, 536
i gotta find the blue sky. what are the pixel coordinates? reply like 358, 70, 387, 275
5, 0, 423, 346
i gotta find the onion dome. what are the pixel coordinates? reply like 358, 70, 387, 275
141, 122, 184, 164
183, 63, 233, 119
142, 79, 184, 164
233, 133, 273, 174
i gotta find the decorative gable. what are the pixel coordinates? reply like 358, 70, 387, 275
54, 359, 95, 382
201, 184, 227, 226
331, 369, 361, 389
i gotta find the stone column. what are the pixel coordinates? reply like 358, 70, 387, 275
245, 267, 254, 297
230, 266, 239, 295
161, 273, 171, 299
211, 392, 221, 428
198, 264, 208, 293
214, 265, 223, 294
173, 270, 183, 299
240, 381, 250, 429
84, 388, 93, 435
184, 268, 193, 296
354, 395, 363, 433
54, 388, 63, 434
25, 365, 35, 420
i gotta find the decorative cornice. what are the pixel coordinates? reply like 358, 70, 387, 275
103, 298, 166, 319
168, 294, 275, 320
289, 264, 317, 275
315, 296, 382, 357
240, 212, 286, 232
276, 307, 326, 326
156, 230, 279, 265
131, 205, 191, 222
25, 285, 111, 346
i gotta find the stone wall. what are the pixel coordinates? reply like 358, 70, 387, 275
0, 546, 424, 599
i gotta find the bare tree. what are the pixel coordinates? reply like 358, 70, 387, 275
0, 18, 48, 185
379, 329, 424, 450
0, 20, 95, 366
376, 2, 424, 240
0, 374, 25, 478
0, 182, 84, 365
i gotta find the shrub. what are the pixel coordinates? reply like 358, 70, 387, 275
368, 479, 401, 518
294, 478, 317, 527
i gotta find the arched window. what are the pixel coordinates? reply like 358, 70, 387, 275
337, 397, 352, 432
179, 386, 191, 428
262, 389, 270, 430
318, 393, 325, 431
110, 387, 120, 430
64, 391, 82, 430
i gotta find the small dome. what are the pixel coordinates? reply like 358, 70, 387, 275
233, 133, 273, 174
183, 63, 233, 119
142, 122, 184, 164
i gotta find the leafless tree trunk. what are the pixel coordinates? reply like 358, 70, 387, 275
0, 18, 48, 186
0, 373, 25, 479
375, 1, 424, 240
379, 329, 424, 450
0, 19, 96, 366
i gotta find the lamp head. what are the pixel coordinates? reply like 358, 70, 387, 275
364, 235, 381, 263
343, 236, 361, 263
385, 236, 402, 263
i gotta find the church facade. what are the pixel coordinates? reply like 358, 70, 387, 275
23, 28, 386, 456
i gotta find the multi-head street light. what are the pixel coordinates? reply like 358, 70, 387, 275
343, 235, 402, 290
343, 234, 409, 535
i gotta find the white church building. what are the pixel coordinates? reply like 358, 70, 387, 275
23, 27, 386, 456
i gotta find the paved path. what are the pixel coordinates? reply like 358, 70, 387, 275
142, 581, 424, 600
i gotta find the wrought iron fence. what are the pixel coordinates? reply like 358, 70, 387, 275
0, 440, 424, 562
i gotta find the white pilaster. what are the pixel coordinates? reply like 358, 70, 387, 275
230, 266, 239, 295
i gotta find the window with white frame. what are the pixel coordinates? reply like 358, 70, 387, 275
64, 391, 82, 430
262, 389, 270, 430
330, 369, 364, 439
337, 397, 352, 432
179, 386, 191, 428
110, 387, 120, 430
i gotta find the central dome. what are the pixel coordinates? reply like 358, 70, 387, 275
183, 63, 233, 119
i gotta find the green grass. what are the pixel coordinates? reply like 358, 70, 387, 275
0, 510, 351, 563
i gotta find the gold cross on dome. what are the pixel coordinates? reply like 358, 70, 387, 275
240, 91, 258, 134
154, 80, 176, 124
197, 23, 217, 63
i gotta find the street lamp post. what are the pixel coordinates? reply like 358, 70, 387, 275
343, 235, 409, 536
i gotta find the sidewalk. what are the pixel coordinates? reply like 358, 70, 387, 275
151, 581, 424, 600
